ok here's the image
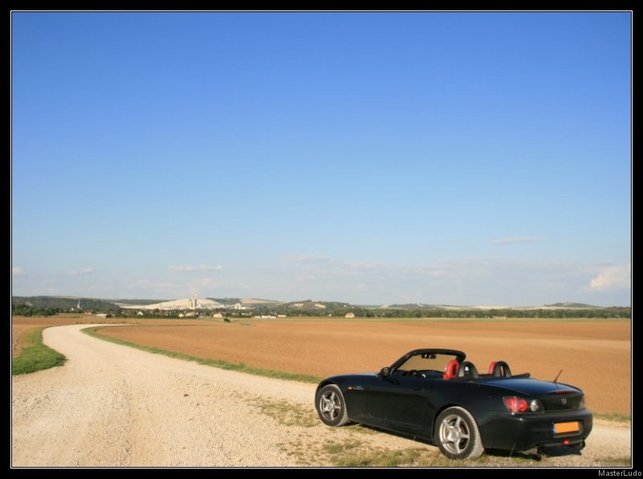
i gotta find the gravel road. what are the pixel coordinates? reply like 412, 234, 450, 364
11, 324, 632, 467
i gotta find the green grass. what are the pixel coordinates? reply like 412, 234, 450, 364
249, 397, 318, 427
594, 412, 631, 423
83, 326, 322, 384
12, 327, 66, 375
321, 439, 451, 467
596, 456, 632, 466
319, 437, 549, 467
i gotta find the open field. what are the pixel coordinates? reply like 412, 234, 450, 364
64, 316, 632, 416
12, 316, 631, 415
11, 325, 631, 467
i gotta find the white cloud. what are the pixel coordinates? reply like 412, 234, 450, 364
169, 265, 223, 272
493, 236, 543, 245
269, 254, 621, 305
12, 266, 25, 277
282, 255, 331, 264
589, 264, 631, 291
68, 268, 94, 276
346, 262, 378, 271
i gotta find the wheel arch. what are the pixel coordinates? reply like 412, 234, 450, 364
316, 379, 336, 392
431, 403, 483, 441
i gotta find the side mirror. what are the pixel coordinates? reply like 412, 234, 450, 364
379, 366, 390, 378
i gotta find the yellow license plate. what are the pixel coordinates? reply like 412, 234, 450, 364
554, 421, 580, 434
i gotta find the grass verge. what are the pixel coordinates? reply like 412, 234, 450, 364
596, 456, 632, 466
320, 439, 455, 467
319, 437, 550, 467
249, 397, 319, 428
83, 326, 322, 384
594, 412, 631, 423
12, 327, 66, 375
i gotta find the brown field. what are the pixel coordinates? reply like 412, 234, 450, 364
12, 316, 631, 416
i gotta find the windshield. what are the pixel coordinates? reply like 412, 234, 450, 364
396, 353, 458, 373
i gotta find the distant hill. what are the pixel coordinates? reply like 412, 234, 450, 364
208, 297, 242, 306
12, 296, 121, 312
380, 302, 606, 311
208, 298, 282, 306
544, 302, 597, 309
12, 295, 630, 318
241, 298, 282, 305
119, 298, 225, 310
381, 303, 444, 310
285, 300, 351, 311
112, 298, 169, 306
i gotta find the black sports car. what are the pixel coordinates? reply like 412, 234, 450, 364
315, 348, 592, 459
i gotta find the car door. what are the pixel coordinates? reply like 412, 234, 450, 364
365, 373, 432, 435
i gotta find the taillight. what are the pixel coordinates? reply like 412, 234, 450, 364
529, 399, 544, 412
503, 396, 529, 413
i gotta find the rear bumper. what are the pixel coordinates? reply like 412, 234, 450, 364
480, 409, 593, 452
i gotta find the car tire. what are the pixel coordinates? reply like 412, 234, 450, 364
434, 406, 484, 460
315, 384, 349, 427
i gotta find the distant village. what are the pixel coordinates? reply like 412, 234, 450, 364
115, 293, 358, 319
12, 294, 630, 319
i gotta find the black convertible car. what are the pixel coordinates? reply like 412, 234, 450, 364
315, 349, 592, 459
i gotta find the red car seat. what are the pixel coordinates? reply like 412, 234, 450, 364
443, 359, 460, 380
488, 360, 512, 377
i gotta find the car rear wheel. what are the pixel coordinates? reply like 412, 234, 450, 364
435, 406, 484, 459
315, 384, 349, 427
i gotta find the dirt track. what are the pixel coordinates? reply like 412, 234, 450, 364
11, 325, 631, 467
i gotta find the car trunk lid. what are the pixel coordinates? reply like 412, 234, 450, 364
485, 378, 585, 411
484, 377, 580, 396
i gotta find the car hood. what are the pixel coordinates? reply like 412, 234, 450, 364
483, 377, 581, 396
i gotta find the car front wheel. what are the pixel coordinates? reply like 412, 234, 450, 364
434, 406, 484, 459
315, 384, 349, 427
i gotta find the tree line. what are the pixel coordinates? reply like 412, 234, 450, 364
11, 299, 630, 320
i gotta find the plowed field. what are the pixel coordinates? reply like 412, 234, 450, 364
91, 317, 630, 415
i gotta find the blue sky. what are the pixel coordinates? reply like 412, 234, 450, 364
11, 11, 631, 306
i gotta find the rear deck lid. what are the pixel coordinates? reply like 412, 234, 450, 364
484, 377, 581, 397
